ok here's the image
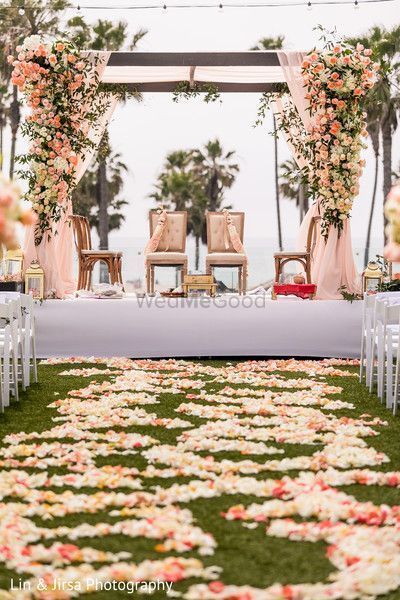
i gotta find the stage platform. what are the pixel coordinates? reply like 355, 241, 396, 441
35, 295, 362, 359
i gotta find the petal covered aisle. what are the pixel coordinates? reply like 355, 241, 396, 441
0, 358, 400, 599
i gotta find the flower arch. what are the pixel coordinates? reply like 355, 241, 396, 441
10, 35, 378, 298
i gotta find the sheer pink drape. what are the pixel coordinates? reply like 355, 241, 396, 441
277, 51, 361, 299
23, 51, 117, 298
298, 202, 361, 299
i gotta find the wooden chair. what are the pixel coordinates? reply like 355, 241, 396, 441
205, 211, 247, 294
71, 215, 123, 291
273, 215, 321, 284
145, 211, 188, 294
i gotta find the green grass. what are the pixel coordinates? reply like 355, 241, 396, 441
0, 361, 400, 599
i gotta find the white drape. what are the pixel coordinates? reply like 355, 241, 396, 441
102, 65, 287, 84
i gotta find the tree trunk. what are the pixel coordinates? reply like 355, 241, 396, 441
298, 186, 304, 224
9, 85, 20, 178
195, 235, 200, 271
381, 114, 392, 246
364, 149, 379, 266
273, 115, 283, 251
97, 158, 109, 283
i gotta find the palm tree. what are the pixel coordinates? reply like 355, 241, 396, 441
251, 36, 285, 250
279, 158, 310, 224
191, 139, 238, 213
68, 17, 147, 273
0, 1, 70, 177
151, 140, 239, 270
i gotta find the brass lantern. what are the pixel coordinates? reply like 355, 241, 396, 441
5, 248, 23, 280
362, 260, 383, 293
25, 260, 44, 300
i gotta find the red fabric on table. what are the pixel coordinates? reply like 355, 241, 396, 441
273, 284, 317, 299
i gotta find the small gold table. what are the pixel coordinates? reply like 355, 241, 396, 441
182, 274, 217, 297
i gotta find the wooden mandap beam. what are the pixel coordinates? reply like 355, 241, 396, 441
108, 51, 280, 67
119, 82, 284, 93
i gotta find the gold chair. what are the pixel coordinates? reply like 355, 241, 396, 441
145, 210, 188, 294
71, 215, 123, 291
205, 211, 247, 294
273, 215, 321, 284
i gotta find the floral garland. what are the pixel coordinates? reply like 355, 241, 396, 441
9, 36, 111, 244
264, 39, 378, 237
0, 174, 35, 249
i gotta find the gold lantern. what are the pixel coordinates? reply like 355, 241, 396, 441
362, 260, 383, 293
25, 260, 44, 300
5, 248, 23, 280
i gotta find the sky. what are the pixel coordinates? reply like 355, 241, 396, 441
11, 0, 400, 258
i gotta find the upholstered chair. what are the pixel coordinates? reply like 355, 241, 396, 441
205, 211, 247, 294
71, 215, 123, 291
145, 210, 188, 293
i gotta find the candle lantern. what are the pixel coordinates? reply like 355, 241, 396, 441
5, 248, 23, 279
362, 260, 383, 293
25, 260, 44, 300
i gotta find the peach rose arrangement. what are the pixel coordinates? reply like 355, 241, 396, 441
272, 38, 378, 238
8, 35, 110, 244
0, 173, 36, 249
384, 184, 400, 261
301, 41, 378, 237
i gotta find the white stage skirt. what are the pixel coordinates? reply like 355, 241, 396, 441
35, 295, 362, 358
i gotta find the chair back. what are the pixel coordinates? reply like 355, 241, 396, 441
71, 215, 92, 253
206, 211, 244, 253
306, 216, 321, 255
149, 210, 187, 252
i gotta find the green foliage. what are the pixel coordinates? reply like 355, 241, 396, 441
338, 286, 363, 302
172, 82, 221, 104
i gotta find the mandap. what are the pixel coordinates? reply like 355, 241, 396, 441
10, 39, 377, 299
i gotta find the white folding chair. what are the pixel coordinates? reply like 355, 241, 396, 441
368, 292, 400, 394
0, 302, 19, 407
0, 292, 37, 386
20, 294, 37, 385
369, 297, 400, 402
359, 293, 376, 384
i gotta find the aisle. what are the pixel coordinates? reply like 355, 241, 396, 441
0, 357, 399, 599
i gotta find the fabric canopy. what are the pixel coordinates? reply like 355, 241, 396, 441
102, 65, 287, 84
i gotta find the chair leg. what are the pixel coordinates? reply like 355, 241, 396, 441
146, 264, 150, 294
238, 267, 243, 295
243, 264, 247, 294
305, 257, 312, 284
117, 257, 123, 288
274, 257, 281, 283
31, 333, 38, 384
150, 266, 155, 294
181, 263, 187, 286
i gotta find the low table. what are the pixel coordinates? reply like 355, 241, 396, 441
182, 274, 217, 297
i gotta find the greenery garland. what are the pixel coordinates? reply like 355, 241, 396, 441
172, 82, 221, 103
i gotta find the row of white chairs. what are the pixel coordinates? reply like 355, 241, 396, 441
0, 292, 37, 412
360, 291, 400, 414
